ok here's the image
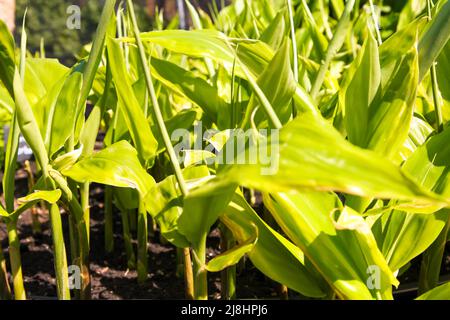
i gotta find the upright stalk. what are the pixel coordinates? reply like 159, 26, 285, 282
121, 209, 136, 270
220, 224, 236, 300
48, 203, 71, 300
310, 0, 356, 99
6, 219, 25, 300
427, 0, 443, 132
126, 0, 194, 299
0, 243, 11, 299
137, 198, 148, 283
24, 160, 41, 234
418, 3, 448, 294
104, 186, 114, 253
368, 0, 382, 45
192, 234, 208, 300
3, 21, 28, 299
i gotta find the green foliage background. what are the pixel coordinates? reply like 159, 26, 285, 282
15, 0, 151, 65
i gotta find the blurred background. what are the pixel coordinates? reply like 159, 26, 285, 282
0, 0, 227, 65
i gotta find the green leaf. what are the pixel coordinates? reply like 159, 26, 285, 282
46, 71, 82, 156
341, 32, 380, 147
107, 37, 158, 163
62, 141, 155, 197
178, 179, 236, 249
374, 126, 450, 272
11, 189, 62, 220
205, 231, 257, 272
149, 57, 225, 124
217, 113, 446, 207
251, 39, 297, 127
220, 193, 327, 298
419, 0, 450, 81
18, 190, 62, 205
366, 44, 419, 159
416, 282, 450, 300
264, 191, 398, 299
0, 20, 16, 97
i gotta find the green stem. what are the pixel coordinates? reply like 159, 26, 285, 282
287, 0, 299, 83
0, 242, 11, 300
310, 0, 356, 100
80, 183, 90, 244
66, 180, 91, 300
427, 0, 443, 133
48, 204, 71, 300
24, 160, 41, 234
368, 0, 382, 45
121, 209, 136, 270
104, 186, 114, 253
67, 213, 80, 299
126, 0, 196, 297
220, 224, 236, 300
137, 198, 148, 283
6, 220, 26, 300
192, 234, 208, 300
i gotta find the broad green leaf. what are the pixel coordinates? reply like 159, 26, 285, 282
149, 57, 225, 124
62, 141, 154, 197
416, 282, 450, 300
259, 11, 286, 50
374, 126, 450, 272
47, 72, 82, 157
107, 37, 158, 163
341, 32, 380, 147
178, 179, 236, 249
128, 30, 318, 116
251, 39, 296, 127
215, 113, 446, 207
220, 193, 327, 298
205, 231, 257, 272
264, 191, 398, 299
0, 20, 16, 97
18, 190, 62, 205
11, 189, 62, 220
366, 45, 419, 159
418, 0, 450, 81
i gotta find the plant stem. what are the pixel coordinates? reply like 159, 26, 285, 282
126, 0, 195, 298
287, 0, 299, 83
192, 234, 208, 300
310, 0, 356, 100
64, 180, 91, 300
183, 248, 195, 299
368, 0, 382, 45
0, 243, 11, 300
80, 183, 90, 244
6, 220, 25, 300
137, 198, 148, 283
121, 209, 136, 270
48, 204, 71, 300
427, 0, 443, 133
220, 224, 236, 300
104, 186, 114, 253
24, 160, 41, 234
